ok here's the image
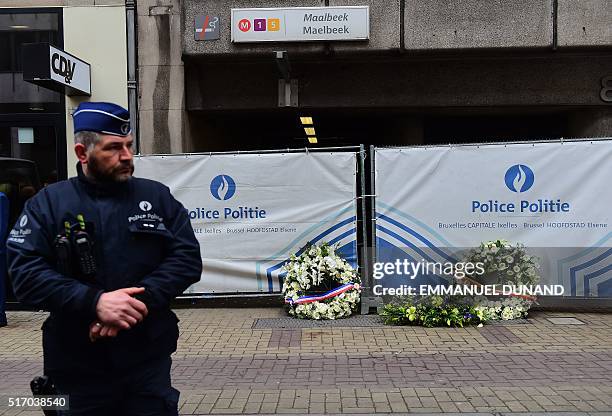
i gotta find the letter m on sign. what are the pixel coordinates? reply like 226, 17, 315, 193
238, 19, 251, 32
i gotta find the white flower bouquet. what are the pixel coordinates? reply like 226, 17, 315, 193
281, 242, 361, 320
464, 239, 541, 320
464, 239, 540, 286
473, 296, 532, 321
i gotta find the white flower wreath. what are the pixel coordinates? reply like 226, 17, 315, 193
464, 239, 541, 320
464, 239, 540, 286
473, 296, 533, 321
281, 242, 361, 320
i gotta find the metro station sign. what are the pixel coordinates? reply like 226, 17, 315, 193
231, 6, 369, 43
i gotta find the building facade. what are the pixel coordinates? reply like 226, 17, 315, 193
138, 0, 611, 153
0, 0, 130, 179
2, 1, 610, 170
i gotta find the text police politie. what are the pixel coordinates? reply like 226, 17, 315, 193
189, 207, 266, 220
471, 199, 571, 213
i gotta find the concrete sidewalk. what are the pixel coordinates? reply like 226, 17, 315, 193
0, 308, 611, 415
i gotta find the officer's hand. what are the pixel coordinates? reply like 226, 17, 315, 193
89, 322, 120, 342
96, 287, 149, 329
89, 321, 102, 341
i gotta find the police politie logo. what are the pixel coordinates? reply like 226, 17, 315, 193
210, 175, 236, 200
504, 164, 535, 193
139, 201, 153, 212
120, 123, 130, 135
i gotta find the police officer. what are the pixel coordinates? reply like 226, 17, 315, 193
7, 102, 202, 415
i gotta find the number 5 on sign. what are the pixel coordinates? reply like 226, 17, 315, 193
267, 18, 280, 32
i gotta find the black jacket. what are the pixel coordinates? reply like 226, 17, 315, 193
6, 165, 202, 373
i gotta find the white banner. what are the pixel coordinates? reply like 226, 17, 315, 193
135, 152, 358, 294
375, 141, 612, 297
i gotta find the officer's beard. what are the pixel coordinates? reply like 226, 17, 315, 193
87, 154, 134, 183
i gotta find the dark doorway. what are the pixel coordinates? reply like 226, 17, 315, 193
424, 113, 568, 144
187, 109, 569, 152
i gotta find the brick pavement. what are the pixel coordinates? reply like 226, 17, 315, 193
0, 308, 611, 415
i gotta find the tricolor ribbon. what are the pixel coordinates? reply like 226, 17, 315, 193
285, 283, 357, 305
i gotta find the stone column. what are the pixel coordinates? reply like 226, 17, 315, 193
137, 0, 187, 154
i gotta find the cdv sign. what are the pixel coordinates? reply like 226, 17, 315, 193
22, 43, 91, 96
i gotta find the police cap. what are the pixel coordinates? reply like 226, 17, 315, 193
73, 102, 131, 137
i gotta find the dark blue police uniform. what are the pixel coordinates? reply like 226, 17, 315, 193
6, 102, 202, 415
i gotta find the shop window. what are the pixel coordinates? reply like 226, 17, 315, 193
0, 29, 59, 73
0, 9, 64, 183
0, 10, 62, 111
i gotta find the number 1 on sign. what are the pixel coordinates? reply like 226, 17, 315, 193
254, 18, 266, 32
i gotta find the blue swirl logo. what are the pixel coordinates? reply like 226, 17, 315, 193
505, 164, 535, 193
210, 175, 236, 200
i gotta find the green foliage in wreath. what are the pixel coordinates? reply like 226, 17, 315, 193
381, 296, 486, 328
